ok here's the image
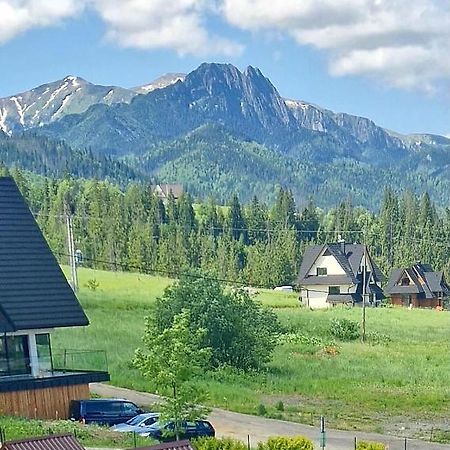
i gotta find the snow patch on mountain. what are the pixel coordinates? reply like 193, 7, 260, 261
0, 108, 9, 134
133, 73, 186, 94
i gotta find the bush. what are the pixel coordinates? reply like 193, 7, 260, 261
366, 331, 391, 345
257, 436, 314, 450
356, 441, 386, 450
85, 278, 100, 291
193, 437, 247, 450
275, 400, 284, 411
153, 276, 282, 370
330, 318, 360, 341
257, 403, 267, 416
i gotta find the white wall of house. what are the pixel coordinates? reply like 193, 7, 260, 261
308, 254, 346, 276
301, 284, 354, 309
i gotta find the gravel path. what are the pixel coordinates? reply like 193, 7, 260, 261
90, 383, 450, 450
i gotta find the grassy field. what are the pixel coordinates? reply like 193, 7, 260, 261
54, 267, 450, 440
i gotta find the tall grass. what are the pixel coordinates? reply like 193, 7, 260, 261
54, 267, 450, 433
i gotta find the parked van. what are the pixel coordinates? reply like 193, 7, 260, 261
69, 399, 143, 425
274, 286, 293, 292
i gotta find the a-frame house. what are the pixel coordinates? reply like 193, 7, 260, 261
0, 177, 109, 419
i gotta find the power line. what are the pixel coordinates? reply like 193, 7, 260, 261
55, 251, 340, 295
33, 211, 365, 238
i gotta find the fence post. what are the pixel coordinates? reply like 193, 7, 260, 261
354, 436, 357, 450
133, 431, 137, 448
404, 437, 407, 450
247, 435, 250, 450
63, 349, 67, 372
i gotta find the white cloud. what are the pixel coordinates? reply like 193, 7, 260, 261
92, 0, 242, 56
222, 0, 450, 91
0, 0, 242, 57
0, 0, 83, 43
1, 0, 450, 90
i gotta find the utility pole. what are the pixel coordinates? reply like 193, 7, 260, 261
66, 211, 78, 292
319, 416, 326, 449
361, 231, 367, 342
389, 218, 393, 269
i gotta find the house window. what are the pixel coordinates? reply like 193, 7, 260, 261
0, 335, 31, 376
329, 286, 340, 295
317, 267, 327, 276
36, 333, 53, 373
401, 276, 410, 286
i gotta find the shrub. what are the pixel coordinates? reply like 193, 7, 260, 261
85, 278, 100, 291
356, 441, 386, 450
275, 400, 284, 411
257, 436, 314, 450
257, 403, 267, 416
193, 437, 247, 450
330, 318, 360, 341
366, 331, 391, 345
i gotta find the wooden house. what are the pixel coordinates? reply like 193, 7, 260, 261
385, 262, 448, 308
297, 241, 385, 309
0, 177, 109, 419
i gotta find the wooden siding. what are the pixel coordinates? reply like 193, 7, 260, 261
0, 383, 89, 419
390, 294, 443, 308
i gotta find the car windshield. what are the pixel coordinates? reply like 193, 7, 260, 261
126, 416, 145, 425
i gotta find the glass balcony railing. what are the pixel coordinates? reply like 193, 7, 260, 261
51, 349, 108, 373
0, 350, 108, 378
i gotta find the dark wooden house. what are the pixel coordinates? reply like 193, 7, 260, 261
385, 262, 448, 308
0, 177, 109, 419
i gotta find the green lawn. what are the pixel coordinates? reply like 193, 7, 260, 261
54, 267, 450, 438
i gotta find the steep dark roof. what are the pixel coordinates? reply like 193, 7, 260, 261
0, 177, 88, 332
327, 244, 357, 282
385, 263, 448, 298
297, 242, 385, 286
1, 434, 84, 450
297, 245, 324, 281
132, 440, 194, 450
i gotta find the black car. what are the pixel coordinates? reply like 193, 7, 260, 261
69, 399, 143, 426
145, 420, 215, 441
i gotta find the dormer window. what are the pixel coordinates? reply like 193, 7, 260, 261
401, 276, 410, 286
317, 267, 327, 276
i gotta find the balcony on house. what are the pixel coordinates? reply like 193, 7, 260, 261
0, 332, 109, 391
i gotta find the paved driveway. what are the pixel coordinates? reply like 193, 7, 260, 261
90, 383, 450, 450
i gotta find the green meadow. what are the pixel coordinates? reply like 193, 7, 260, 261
54, 267, 450, 438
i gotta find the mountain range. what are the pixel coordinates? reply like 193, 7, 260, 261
1, 63, 450, 207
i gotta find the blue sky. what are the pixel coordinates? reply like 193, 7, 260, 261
0, 1, 449, 136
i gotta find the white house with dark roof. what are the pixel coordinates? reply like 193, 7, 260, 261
297, 241, 385, 309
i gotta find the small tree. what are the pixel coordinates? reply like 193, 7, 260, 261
154, 276, 282, 370
133, 310, 211, 440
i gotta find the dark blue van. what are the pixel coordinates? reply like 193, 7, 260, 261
69, 399, 143, 425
